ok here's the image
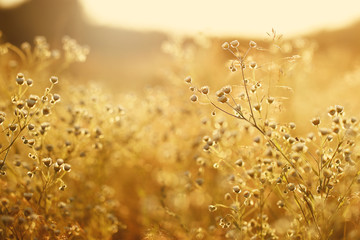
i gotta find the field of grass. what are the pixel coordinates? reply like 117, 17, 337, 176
0, 28, 360, 240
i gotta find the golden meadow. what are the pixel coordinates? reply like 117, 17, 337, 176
0, 28, 360, 240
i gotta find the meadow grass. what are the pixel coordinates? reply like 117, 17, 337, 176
0, 31, 359, 240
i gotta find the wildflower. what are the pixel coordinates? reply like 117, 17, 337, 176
253, 103, 261, 111
267, 97, 275, 104
50, 76, 59, 84
311, 117, 320, 126
42, 158, 52, 167
42, 107, 51, 116
208, 205, 217, 212
216, 90, 224, 97
53, 93, 61, 102
287, 183, 296, 191
200, 86, 209, 95
26, 79, 33, 86
217, 95, 228, 103
222, 85, 232, 94
16, 73, 25, 85
63, 163, 71, 172
335, 105, 344, 113
249, 40, 257, 48
222, 42, 230, 50
328, 107, 336, 116
230, 40, 239, 48
249, 62, 257, 69
319, 128, 331, 136
277, 200, 285, 208
235, 159, 244, 167
233, 185, 241, 193
184, 76, 192, 84
190, 95, 198, 102
23, 192, 33, 201
243, 191, 251, 198
9, 124, 18, 132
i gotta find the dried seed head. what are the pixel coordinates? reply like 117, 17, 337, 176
26, 79, 33, 86
233, 185, 241, 193
311, 117, 320, 126
42, 158, 52, 167
333, 116, 340, 124
208, 205, 217, 212
16, 73, 25, 85
26, 99, 37, 108
216, 90, 224, 97
52, 94, 61, 102
224, 192, 231, 200
328, 107, 336, 116
253, 136, 261, 143
217, 95, 228, 103
50, 76, 58, 84
292, 143, 305, 152
63, 163, 71, 172
249, 41, 257, 48
335, 105, 344, 113
184, 76, 192, 84
319, 128, 331, 136
222, 85, 232, 94
253, 103, 261, 111
249, 62, 257, 69
222, 42, 230, 50
42, 107, 51, 116
200, 86, 209, 95
243, 190, 251, 198
53, 163, 61, 172
235, 159, 244, 167
230, 40, 239, 48
23, 192, 33, 201
190, 94, 198, 102
9, 124, 18, 132
56, 159, 64, 165
17, 101, 25, 109
287, 183, 296, 191
289, 122, 296, 129
277, 200, 285, 208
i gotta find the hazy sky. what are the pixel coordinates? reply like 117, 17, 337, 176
80, 0, 360, 37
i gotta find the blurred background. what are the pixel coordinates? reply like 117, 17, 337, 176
1, 0, 360, 92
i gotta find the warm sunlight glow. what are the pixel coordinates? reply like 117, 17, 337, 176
81, 0, 360, 36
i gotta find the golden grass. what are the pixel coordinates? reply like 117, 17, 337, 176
0, 30, 359, 239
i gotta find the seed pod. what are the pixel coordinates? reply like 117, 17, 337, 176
200, 86, 209, 95
208, 205, 217, 212
23, 192, 33, 201
230, 40, 239, 48
222, 42, 230, 50
233, 185, 241, 193
249, 41, 257, 48
16, 73, 25, 85
50, 76, 59, 84
311, 117, 320, 126
190, 95, 198, 102
63, 163, 71, 172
